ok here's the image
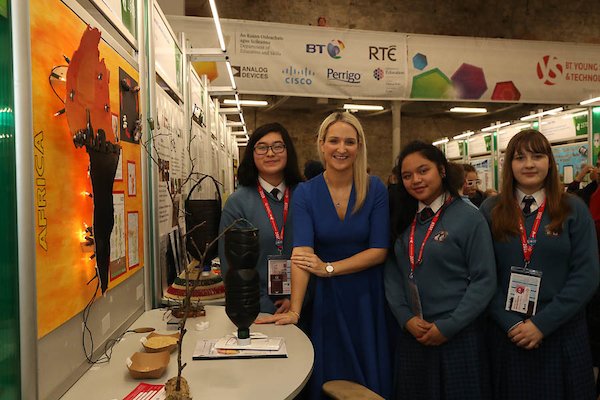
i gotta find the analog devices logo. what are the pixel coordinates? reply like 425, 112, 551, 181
232, 65, 269, 79
537, 55, 563, 85
282, 65, 315, 85
306, 39, 345, 59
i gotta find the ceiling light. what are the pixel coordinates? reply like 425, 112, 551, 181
342, 104, 384, 111
453, 131, 475, 140
225, 61, 236, 90
223, 99, 268, 107
239, 113, 245, 126
580, 96, 600, 105
481, 122, 510, 132
449, 107, 487, 113
208, 0, 226, 52
520, 107, 563, 121
562, 110, 588, 119
432, 138, 449, 146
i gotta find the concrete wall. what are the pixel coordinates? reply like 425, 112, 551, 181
245, 108, 484, 182
184, 0, 600, 44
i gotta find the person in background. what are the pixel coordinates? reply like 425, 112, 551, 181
304, 160, 325, 181
480, 129, 599, 399
462, 163, 485, 207
218, 123, 304, 315
257, 112, 392, 399
317, 16, 329, 27
566, 158, 600, 206
449, 162, 477, 209
484, 188, 499, 198
385, 141, 496, 399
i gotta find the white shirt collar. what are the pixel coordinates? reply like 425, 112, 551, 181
417, 191, 450, 214
515, 187, 545, 211
258, 176, 286, 200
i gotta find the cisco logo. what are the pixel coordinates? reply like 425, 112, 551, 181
282, 66, 315, 85
306, 40, 345, 59
537, 55, 563, 86
327, 68, 361, 84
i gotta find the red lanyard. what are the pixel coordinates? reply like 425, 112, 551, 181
408, 197, 452, 273
517, 198, 546, 265
257, 183, 289, 251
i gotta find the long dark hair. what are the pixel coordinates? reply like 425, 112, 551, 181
491, 129, 570, 240
237, 123, 303, 187
391, 141, 458, 241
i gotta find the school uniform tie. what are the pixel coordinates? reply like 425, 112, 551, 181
420, 207, 433, 222
270, 188, 280, 200
522, 196, 535, 214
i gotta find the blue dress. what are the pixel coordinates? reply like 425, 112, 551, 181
293, 173, 392, 399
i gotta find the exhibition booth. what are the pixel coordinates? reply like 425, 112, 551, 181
3, 0, 600, 399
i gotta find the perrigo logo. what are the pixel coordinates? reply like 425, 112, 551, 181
537, 55, 563, 86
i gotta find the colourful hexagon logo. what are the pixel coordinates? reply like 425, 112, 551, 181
451, 63, 487, 100
412, 53, 428, 70
410, 68, 453, 99
491, 81, 521, 101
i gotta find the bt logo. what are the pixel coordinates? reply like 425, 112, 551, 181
369, 46, 397, 61
537, 55, 563, 85
306, 40, 345, 59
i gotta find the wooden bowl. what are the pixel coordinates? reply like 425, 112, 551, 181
127, 351, 170, 379
142, 332, 180, 353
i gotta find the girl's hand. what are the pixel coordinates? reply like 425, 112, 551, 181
508, 319, 544, 349
291, 252, 328, 278
416, 323, 447, 346
405, 316, 430, 339
274, 298, 291, 314
255, 311, 299, 325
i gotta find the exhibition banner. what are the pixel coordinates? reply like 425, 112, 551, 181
471, 157, 493, 192
168, 16, 407, 99
552, 143, 589, 184
406, 35, 600, 104
169, 16, 600, 104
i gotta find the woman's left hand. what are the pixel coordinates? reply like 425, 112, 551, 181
291, 251, 329, 278
416, 323, 447, 346
508, 319, 544, 349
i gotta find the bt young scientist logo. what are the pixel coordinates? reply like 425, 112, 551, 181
537, 55, 563, 85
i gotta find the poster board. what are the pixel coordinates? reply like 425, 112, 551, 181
30, 0, 144, 338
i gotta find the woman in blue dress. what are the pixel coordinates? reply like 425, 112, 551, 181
257, 112, 392, 399
385, 141, 496, 399
480, 129, 599, 399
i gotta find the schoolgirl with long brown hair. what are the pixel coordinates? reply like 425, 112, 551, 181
480, 129, 599, 399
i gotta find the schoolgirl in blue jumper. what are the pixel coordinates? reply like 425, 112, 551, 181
384, 141, 496, 399
218, 123, 304, 315
480, 129, 599, 399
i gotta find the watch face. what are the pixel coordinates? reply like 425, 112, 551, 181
326, 264, 334, 273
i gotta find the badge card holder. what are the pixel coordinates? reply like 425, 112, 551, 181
407, 272, 424, 319
268, 255, 291, 295
505, 266, 542, 316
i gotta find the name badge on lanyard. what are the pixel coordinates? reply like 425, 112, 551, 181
505, 199, 545, 316
258, 182, 291, 295
407, 197, 452, 319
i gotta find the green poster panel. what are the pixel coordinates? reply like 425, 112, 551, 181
121, 0, 136, 38
0, 1, 21, 398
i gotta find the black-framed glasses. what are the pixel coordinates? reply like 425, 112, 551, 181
466, 179, 481, 187
254, 143, 286, 155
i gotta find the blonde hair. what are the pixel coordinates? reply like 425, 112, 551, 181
317, 112, 369, 213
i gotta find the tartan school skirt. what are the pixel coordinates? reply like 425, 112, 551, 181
489, 311, 595, 400
392, 317, 491, 400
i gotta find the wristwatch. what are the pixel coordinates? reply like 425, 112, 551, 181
325, 263, 334, 277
